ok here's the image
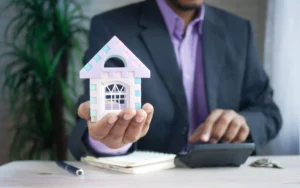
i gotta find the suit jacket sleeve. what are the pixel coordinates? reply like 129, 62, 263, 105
239, 21, 282, 149
68, 15, 135, 161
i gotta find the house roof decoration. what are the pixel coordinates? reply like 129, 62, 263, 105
80, 36, 150, 79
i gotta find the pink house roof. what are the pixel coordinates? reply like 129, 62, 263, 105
80, 36, 150, 79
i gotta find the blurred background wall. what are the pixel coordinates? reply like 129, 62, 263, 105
260, 0, 300, 155
0, 0, 267, 164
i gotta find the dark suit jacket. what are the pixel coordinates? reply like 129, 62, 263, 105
69, 0, 282, 160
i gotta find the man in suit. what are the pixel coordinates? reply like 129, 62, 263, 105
69, 0, 282, 160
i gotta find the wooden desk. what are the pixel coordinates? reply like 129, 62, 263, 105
0, 156, 299, 188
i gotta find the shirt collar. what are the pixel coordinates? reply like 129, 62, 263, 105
156, 0, 205, 38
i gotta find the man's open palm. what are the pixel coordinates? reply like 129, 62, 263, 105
78, 101, 154, 149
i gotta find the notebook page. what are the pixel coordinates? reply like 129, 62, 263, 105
85, 151, 176, 167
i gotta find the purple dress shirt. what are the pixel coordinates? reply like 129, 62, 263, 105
87, 0, 209, 154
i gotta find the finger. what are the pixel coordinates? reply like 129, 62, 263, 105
104, 108, 136, 143
77, 101, 90, 120
141, 103, 154, 137
222, 116, 243, 143
123, 109, 147, 144
189, 109, 224, 143
232, 125, 250, 143
210, 110, 237, 144
88, 112, 118, 140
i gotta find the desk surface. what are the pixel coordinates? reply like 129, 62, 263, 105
0, 156, 300, 188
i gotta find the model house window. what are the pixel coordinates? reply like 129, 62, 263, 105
105, 83, 127, 110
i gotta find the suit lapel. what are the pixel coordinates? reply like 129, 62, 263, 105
138, 2, 227, 115
139, 1, 188, 112
202, 6, 227, 112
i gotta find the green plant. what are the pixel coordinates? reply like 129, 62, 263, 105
0, 0, 89, 160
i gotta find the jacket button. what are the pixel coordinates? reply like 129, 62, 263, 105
181, 126, 188, 134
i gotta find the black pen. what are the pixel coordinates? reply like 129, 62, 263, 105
56, 161, 84, 176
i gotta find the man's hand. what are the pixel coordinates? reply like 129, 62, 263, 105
189, 109, 250, 144
78, 101, 154, 149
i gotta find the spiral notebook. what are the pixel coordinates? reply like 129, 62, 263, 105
81, 151, 176, 174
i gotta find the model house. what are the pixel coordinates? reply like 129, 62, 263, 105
79, 36, 150, 122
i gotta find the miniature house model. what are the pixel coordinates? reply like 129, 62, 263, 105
79, 36, 150, 122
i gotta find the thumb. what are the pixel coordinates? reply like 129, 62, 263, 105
77, 101, 91, 120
